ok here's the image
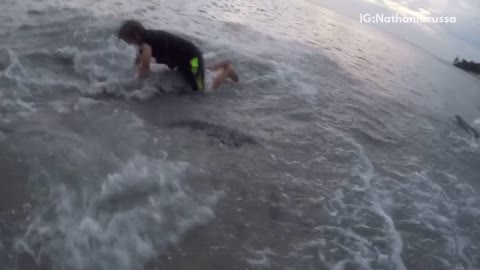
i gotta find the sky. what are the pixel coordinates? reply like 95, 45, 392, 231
316, 0, 480, 62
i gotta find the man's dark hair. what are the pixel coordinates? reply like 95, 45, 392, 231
117, 20, 146, 41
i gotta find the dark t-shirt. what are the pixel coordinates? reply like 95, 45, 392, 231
142, 29, 201, 69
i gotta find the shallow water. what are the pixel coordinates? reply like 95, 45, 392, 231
1, 0, 480, 269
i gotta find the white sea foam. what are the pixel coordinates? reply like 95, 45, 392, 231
19, 156, 218, 270
246, 248, 275, 269
73, 97, 101, 111
448, 131, 479, 152
318, 131, 408, 270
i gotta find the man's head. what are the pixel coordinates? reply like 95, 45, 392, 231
117, 20, 145, 45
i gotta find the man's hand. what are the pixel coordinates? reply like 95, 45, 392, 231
138, 64, 150, 79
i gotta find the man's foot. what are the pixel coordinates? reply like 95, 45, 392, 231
208, 61, 231, 70
226, 65, 239, 82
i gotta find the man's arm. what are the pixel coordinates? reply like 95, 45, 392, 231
137, 43, 152, 79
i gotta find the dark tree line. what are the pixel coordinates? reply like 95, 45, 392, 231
453, 57, 480, 74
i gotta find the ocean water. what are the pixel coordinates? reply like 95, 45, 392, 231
1, 0, 480, 269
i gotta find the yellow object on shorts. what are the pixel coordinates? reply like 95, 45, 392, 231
190, 57, 203, 91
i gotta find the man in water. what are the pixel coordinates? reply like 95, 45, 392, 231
117, 20, 238, 91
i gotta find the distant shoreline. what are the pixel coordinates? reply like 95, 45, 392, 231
453, 57, 480, 76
